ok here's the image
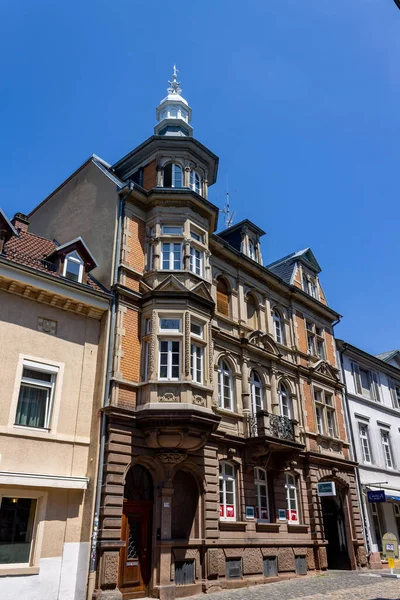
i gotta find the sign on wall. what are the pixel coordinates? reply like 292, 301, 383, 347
367, 490, 386, 503
382, 532, 399, 559
317, 482, 336, 497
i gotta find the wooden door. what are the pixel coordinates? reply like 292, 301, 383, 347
119, 500, 152, 598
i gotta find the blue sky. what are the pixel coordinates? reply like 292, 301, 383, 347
0, 1, 399, 355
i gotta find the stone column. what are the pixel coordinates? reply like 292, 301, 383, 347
183, 239, 191, 271
156, 164, 163, 187
184, 165, 191, 188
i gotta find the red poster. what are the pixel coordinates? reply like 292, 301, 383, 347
287, 509, 298, 522
220, 504, 225, 517
226, 505, 235, 518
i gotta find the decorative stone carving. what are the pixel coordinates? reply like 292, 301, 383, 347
185, 312, 190, 376
101, 551, 119, 587
208, 322, 213, 384
158, 452, 187, 465
193, 394, 206, 406
149, 310, 157, 378
37, 317, 57, 335
159, 390, 179, 402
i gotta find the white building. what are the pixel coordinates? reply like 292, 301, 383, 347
337, 341, 400, 567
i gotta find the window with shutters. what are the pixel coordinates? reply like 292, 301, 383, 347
352, 363, 380, 401
389, 380, 400, 409
216, 277, 230, 317
219, 462, 236, 521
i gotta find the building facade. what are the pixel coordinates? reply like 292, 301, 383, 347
337, 341, 400, 568
0, 210, 110, 599
27, 71, 366, 600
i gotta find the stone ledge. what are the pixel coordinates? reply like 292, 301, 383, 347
287, 524, 309, 534
256, 522, 281, 533
219, 520, 247, 532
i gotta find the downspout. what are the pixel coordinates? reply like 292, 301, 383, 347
87, 182, 133, 598
338, 342, 370, 557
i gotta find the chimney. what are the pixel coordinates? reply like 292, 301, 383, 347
11, 212, 30, 233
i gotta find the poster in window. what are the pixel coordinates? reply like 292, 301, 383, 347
226, 505, 235, 518
260, 508, 269, 520
287, 509, 298, 522
219, 504, 225, 518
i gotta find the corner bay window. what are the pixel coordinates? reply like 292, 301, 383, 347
63, 251, 84, 283
159, 341, 180, 380
219, 462, 236, 520
190, 170, 201, 194
191, 344, 203, 384
190, 246, 203, 276
254, 467, 269, 521
0, 497, 37, 564
285, 473, 299, 523
218, 359, 233, 411
162, 242, 182, 270
15, 361, 58, 429
163, 163, 183, 188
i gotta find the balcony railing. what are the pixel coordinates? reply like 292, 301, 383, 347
247, 411, 295, 442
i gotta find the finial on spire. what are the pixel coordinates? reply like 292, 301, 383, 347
168, 64, 182, 95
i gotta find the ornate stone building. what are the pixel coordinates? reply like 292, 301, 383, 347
28, 69, 366, 599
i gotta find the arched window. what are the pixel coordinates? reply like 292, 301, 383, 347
63, 251, 84, 283
219, 462, 236, 521
273, 310, 283, 344
254, 467, 269, 521
218, 359, 233, 411
171, 471, 199, 539
285, 473, 299, 523
124, 464, 153, 501
163, 163, 183, 188
216, 277, 230, 317
279, 382, 292, 419
250, 371, 263, 414
190, 170, 202, 194
246, 295, 258, 330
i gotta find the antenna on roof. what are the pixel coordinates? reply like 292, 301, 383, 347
220, 176, 235, 229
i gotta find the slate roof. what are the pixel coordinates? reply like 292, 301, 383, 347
266, 247, 321, 284
376, 350, 400, 363
2, 231, 105, 292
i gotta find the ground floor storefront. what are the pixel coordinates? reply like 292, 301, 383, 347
92, 410, 366, 600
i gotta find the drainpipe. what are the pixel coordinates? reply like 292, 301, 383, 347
338, 343, 370, 558
87, 182, 133, 599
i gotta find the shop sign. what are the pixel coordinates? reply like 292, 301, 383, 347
367, 490, 385, 503
317, 482, 336, 497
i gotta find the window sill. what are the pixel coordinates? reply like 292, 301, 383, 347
287, 524, 309, 533
0, 566, 40, 577
256, 522, 280, 533
219, 521, 247, 531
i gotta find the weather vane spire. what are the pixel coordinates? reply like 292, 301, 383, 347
168, 64, 182, 95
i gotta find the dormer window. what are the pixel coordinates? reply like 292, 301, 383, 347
248, 239, 256, 261
63, 251, 84, 283
163, 163, 183, 188
302, 272, 319, 299
190, 170, 202, 194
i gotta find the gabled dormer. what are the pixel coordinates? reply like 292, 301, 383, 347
216, 219, 265, 265
46, 237, 97, 284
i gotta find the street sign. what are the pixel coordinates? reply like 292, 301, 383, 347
382, 532, 399, 559
367, 490, 385, 503
317, 482, 336, 497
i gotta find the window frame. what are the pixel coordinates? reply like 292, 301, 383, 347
161, 241, 183, 271
250, 371, 263, 415
189, 245, 204, 277
314, 388, 337, 438
254, 467, 269, 522
359, 422, 372, 464
15, 360, 58, 430
62, 251, 84, 283
278, 383, 292, 419
219, 461, 236, 521
306, 321, 325, 358
380, 429, 394, 469
285, 473, 300, 524
163, 162, 184, 188
191, 343, 204, 384
189, 170, 202, 194
158, 340, 181, 381
273, 310, 283, 344
218, 359, 234, 411
352, 362, 380, 401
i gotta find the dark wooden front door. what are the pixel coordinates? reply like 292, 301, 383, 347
119, 500, 152, 598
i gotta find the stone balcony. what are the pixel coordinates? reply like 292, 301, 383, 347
246, 411, 304, 459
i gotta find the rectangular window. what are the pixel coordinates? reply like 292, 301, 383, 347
359, 423, 372, 463
316, 406, 324, 434
389, 380, 400, 409
144, 318, 151, 335
190, 246, 203, 277
161, 242, 182, 270
381, 430, 393, 468
285, 473, 299, 524
190, 321, 203, 338
352, 363, 380, 401
15, 361, 58, 429
307, 334, 315, 356
191, 230, 204, 243
175, 560, 195, 586
219, 462, 236, 521
326, 410, 335, 437
162, 225, 183, 235
317, 339, 325, 360
254, 468, 269, 521
314, 389, 336, 437
159, 341, 180, 380
191, 344, 203, 384
0, 497, 37, 564
160, 318, 181, 332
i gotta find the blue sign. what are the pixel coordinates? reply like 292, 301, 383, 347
367, 490, 386, 503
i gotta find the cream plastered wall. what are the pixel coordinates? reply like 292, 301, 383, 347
0, 290, 101, 476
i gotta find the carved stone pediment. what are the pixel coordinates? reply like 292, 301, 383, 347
312, 360, 339, 381
247, 331, 282, 356
191, 281, 214, 302
153, 274, 188, 293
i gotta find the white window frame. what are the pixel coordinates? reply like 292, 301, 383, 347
161, 242, 183, 270
250, 371, 263, 415
15, 360, 58, 430
159, 318, 181, 333
158, 340, 180, 381
161, 225, 183, 235
381, 429, 394, 469
218, 359, 234, 411
163, 163, 183, 188
314, 388, 336, 438
285, 473, 299, 524
219, 462, 236, 521
279, 383, 292, 419
190, 320, 204, 338
62, 251, 84, 283
190, 246, 204, 277
273, 310, 283, 344
359, 423, 372, 464
254, 467, 269, 521
248, 239, 256, 261
190, 170, 202, 194
191, 343, 203, 384
191, 230, 204, 243
389, 380, 400, 409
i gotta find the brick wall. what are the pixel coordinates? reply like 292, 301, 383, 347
123, 215, 146, 273
142, 160, 157, 190
120, 306, 141, 383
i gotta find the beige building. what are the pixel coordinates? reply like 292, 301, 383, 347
0, 210, 110, 599
27, 71, 366, 600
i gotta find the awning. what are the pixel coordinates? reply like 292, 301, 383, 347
366, 485, 400, 502
0, 471, 89, 490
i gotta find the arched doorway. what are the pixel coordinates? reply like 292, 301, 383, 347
321, 487, 351, 570
119, 465, 153, 598
171, 470, 199, 540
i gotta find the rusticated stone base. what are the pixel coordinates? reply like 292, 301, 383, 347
92, 589, 122, 600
